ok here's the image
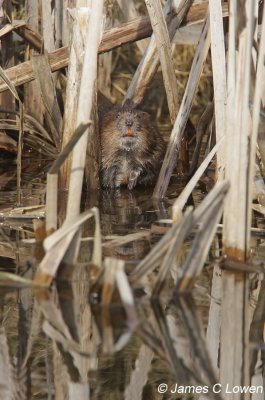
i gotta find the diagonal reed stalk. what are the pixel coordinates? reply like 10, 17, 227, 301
145, 0, 179, 122
124, 0, 193, 106
153, 11, 210, 198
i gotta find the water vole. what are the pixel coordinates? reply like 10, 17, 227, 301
100, 106, 166, 189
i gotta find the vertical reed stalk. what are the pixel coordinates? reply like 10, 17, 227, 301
206, 263, 222, 369
200, 0, 227, 381
60, 8, 90, 190
117, 0, 147, 54
98, 4, 113, 99
248, 4, 265, 245
66, 2, 103, 220
16, 101, 24, 206
41, 0, 55, 51
0, 0, 15, 116
221, 0, 255, 395
24, 0, 44, 125
46, 173, 58, 234
63, 0, 104, 263
209, 0, 226, 177
54, 0, 73, 48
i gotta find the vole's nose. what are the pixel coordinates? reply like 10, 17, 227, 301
125, 119, 133, 128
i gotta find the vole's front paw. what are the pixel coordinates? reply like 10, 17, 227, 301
128, 170, 141, 190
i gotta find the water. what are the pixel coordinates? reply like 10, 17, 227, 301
0, 161, 264, 400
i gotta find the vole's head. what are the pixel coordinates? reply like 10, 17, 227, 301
115, 108, 150, 151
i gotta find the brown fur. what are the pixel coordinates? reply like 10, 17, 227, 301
100, 106, 166, 189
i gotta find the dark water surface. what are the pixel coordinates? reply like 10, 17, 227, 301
0, 160, 264, 400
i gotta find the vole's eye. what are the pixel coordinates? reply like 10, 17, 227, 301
116, 112, 121, 119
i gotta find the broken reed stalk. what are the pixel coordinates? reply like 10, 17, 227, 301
35, 207, 99, 285
60, 8, 90, 190
0, 3, 229, 95
124, 0, 193, 106
151, 300, 194, 383
65, 2, 103, 222
152, 208, 194, 297
0, 2, 226, 52
129, 220, 181, 284
43, 208, 97, 253
61, 0, 103, 265
153, 12, 211, 199
172, 136, 224, 221
0, 20, 43, 50
145, 0, 179, 122
114, 259, 137, 330
46, 123, 90, 233
170, 298, 220, 393
130, 180, 229, 285
220, 0, 256, 394
175, 198, 225, 292
144, 0, 189, 178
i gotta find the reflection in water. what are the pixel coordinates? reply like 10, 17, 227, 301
0, 279, 224, 400
0, 180, 211, 400
99, 187, 169, 266
0, 169, 264, 399
100, 187, 169, 234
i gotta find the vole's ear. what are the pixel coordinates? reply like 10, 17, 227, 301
98, 90, 114, 113
123, 99, 137, 109
139, 110, 151, 122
